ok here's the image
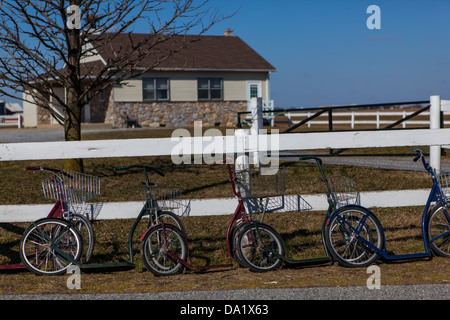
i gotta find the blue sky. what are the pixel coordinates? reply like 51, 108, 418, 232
2, 1, 449, 109
205, 0, 450, 108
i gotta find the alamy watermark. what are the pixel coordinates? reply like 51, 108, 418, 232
366, 5, 381, 30
170, 121, 280, 175
6, 3, 381, 31
366, 265, 381, 289
67, 265, 81, 290
66, 4, 81, 30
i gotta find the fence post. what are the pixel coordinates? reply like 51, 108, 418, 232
376, 111, 380, 129
234, 129, 250, 197
402, 111, 406, 128
430, 95, 441, 173
250, 97, 263, 167
351, 112, 355, 129
328, 108, 333, 156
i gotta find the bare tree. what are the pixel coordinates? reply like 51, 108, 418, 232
0, 0, 228, 171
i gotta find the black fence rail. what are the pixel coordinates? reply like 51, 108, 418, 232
237, 100, 438, 157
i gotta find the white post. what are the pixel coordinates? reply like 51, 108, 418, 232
376, 111, 380, 129
430, 95, 441, 173
235, 129, 250, 167
270, 100, 275, 127
250, 97, 263, 167
234, 129, 250, 197
18, 114, 22, 129
351, 112, 355, 129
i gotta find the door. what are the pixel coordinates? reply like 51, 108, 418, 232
247, 81, 262, 104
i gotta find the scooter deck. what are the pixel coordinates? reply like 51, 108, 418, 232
77, 261, 135, 271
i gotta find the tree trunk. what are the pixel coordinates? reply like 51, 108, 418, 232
64, 0, 84, 173
64, 88, 84, 172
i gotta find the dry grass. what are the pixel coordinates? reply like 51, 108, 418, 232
0, 127, 448, 295
0, 207, 448, 295
0, 155, 434, 205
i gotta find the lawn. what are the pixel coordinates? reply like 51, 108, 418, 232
0, 127, 448, 295
0, 208, 448, 295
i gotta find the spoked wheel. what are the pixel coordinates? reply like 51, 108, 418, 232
140, 223, 187, 276
325, 205, 384, 268
68, 213, 95, 263
19, 218, 83, 276
229, 219, 250, 268
237, 222, 285, 272
427, 203, 450, 257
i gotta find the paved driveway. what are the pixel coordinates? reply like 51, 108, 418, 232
280, 151, 450, 172
0, 124, 114, 143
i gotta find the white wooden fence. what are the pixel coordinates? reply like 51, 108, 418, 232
283, 110, 450, 129
0, 114, 22, 128
0, 96, 449, 221
0, 189, 431, 223
1, 127, 449, 160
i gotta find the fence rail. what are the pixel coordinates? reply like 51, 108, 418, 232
0, 114, 22, 128
237, 100, 431, 129
0, 189, 431, 222
1, 128, 450, 162
282, 110, 450, 129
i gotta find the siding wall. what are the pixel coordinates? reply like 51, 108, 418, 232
112, 71, 270, 102
113, 79, 143, 102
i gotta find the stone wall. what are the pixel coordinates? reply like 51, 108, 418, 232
36, 88, 248, 128
105, 100, 248, 128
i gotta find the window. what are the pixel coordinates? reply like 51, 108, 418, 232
247, 82, 262, 101
198, 78, 222, 101
143, 78, 169, 101
249, 84, 259, 99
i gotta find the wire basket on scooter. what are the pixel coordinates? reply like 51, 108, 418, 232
234, 167, 312, 215
234, 167, 288, 199
437, 171, 450, 201
143, 185, 190, 217
41, 170, 102, 219
326, 174, 360, 208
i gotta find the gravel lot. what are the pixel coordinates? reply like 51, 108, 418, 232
0, 284, 448, 300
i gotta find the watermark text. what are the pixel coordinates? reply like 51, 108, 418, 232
366, 5, 381, 30
171, 121, 280, 175
366, 265, 381, 289
66, 5, 81, 30
66, 265, 81, 290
